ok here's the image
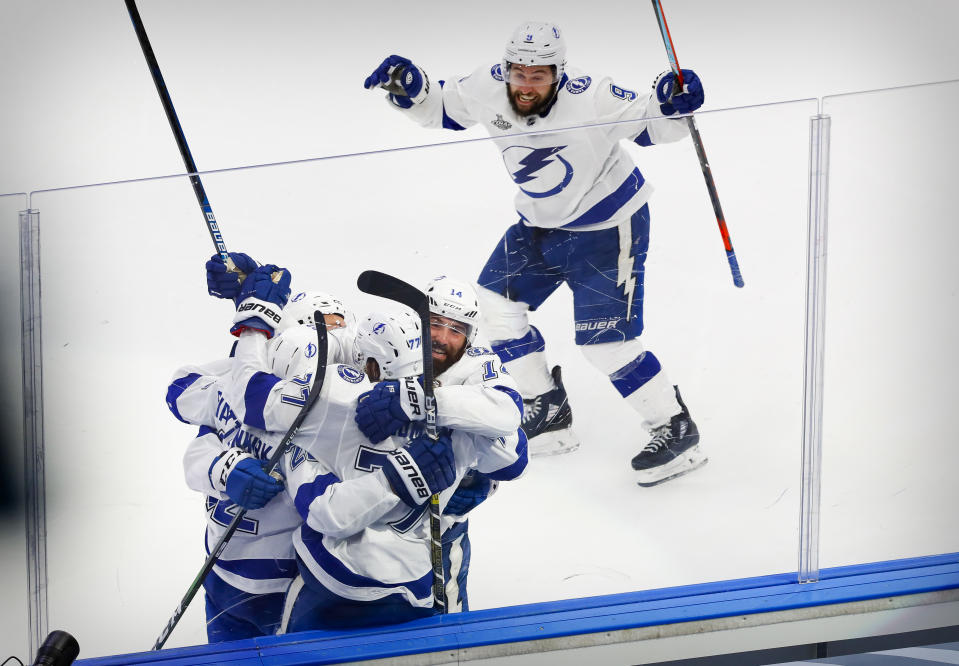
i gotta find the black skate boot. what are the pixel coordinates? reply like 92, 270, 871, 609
631, 385, 706, 486
522, 365, 580, 457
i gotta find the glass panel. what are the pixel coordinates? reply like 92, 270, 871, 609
819, 81, 959, 568
32, 98, 814, 657
1, 195, 29, 660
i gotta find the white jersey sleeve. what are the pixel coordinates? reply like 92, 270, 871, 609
182, 426, 228, 498
434, 342, 523, 438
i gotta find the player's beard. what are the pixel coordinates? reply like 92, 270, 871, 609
507, 84, 555, 117
432, 340, 466, 376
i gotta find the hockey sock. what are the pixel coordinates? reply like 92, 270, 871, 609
491, 326, 555, 397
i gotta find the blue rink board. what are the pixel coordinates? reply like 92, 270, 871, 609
76, 553, 959, 666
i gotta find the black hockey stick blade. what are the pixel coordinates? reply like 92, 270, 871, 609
357, 270, 430, 318
356, 270, 447, 613
152, 314, 329, 650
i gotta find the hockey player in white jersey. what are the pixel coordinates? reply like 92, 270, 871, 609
353, 275, 528, 612
178, 261, 526, 633
171, 259, 364, 640
364, 22, 707, 485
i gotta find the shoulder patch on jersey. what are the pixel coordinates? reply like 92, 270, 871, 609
491, 63, 504, 82
566, 76, 592, 94
609, 83, 637, 101
466, 346, 495, 357
337, 364, 365, 384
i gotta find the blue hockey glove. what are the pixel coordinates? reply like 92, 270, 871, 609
230, 264, 292, 338
653, 69, 704, 115
445, 470, 498, 517
382, 431, 456, 508
206, 252, 259, 301
354, 377, 425, 443
211, 448, 283, 511
363, 54, 429, 109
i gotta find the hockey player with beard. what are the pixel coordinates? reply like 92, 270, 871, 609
353, 275, 528, 612
364, 22, 707, 486
172, 260, 526, 635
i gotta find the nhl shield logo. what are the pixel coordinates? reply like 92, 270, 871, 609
491, 114, 512, 131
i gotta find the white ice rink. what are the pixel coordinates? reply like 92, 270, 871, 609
1, 0, 958, 660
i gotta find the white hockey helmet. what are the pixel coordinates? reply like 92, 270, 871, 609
266, 323, 322, 380
353, 309, 424, 380
424, 275, 481, 345
502, 21, 566, 85
282, 290, 355, 332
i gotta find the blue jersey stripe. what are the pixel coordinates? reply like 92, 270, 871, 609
561, 167, 646, 229
438, 80, 467, 130
244, 371, 282, 429
166, 373, 202, 423
634, 128, 654, 147
492, 385, 524, 418
293, 472, 340, 521
299, 524, 433, 599
486, 428, 528, 481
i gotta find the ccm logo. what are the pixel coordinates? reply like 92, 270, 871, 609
238, 302, 281, 323
575, 319, 620, 331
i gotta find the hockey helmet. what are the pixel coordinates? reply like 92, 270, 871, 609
353, 309, 424, 380
502, 21, 566, 85
266, 323, 322, 380
282, 290, 355, 332
424, 275, 481, 345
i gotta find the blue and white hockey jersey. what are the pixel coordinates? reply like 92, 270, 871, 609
390, 63, 689, 231
168, 328, 526, 608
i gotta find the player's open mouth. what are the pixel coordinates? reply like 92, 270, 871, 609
431, 346, 447, 359
516, 93, 537, 106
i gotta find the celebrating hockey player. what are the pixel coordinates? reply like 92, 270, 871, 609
169, 259, 364, 641
364, 22, 707, 485
171, 258, 527, 637
353, 275, 528, 611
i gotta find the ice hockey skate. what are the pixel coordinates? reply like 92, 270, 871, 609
522, 365, 580, 457
631, 385, 706, 486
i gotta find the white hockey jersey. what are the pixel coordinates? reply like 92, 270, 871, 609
168, 329, 526, 606
392, 63, 689, 231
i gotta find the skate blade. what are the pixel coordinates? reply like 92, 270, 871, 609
529, 428, 580, 458
636, 445, 708, 487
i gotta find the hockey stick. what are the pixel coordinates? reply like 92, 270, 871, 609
650, 0, 744, 288
125, 0, 241, 276
356, 270, 447, 614
152, 312, 329, 650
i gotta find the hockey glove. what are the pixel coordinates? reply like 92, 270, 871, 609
653, 69, 704, 115
382, 431, 456, 508
354, 377, 426, 443
363, 54, 429, 109
231, 264, 292, 339
445, 470, 498, 517
206, 252, 259, 301
211, 448, 283, 511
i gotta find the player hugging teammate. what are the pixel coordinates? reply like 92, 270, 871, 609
166, 254, 526, 640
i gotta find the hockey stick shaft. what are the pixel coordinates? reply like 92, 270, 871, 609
152, 313, 329, 650
125, 0, 235, 271
650, 0, 744, 288
356, 270, 447, 613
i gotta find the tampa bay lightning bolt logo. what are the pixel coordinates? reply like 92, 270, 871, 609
502, 145, 573, 198
372, 322, 386, 334
305, 342, 316, 358
337, 365, 365, 384
566, 76, 592, 94
491, 64, 503, 81
291, 291, 306, 302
